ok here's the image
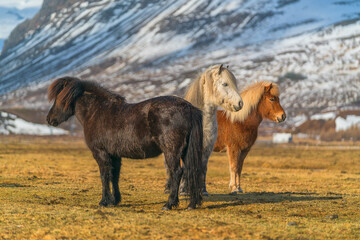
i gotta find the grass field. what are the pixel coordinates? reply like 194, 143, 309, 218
0, 136, 359, 239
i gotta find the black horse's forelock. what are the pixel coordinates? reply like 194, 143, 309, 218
48, 77, 125, 110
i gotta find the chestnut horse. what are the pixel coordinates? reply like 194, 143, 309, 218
214, 82, 286, 193
46, 77, 203, 210
165, 65, 243, 196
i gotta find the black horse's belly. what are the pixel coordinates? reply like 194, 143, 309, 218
119, 141, 162, 159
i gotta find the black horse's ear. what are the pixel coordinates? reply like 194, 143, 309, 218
218, 64, 224, 75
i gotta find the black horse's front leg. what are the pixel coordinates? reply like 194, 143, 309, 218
111, 156, 122, 205
92, 149, 115, 207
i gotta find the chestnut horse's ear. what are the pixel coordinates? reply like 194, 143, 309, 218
218, 64, 224, 75
265, 83, 273, 92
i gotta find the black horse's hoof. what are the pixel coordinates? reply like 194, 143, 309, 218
202, 191, 209, 197
162, 206, 171, 211
186, 205, 196, 210
99, 198, 116, 207
180, 191, 189, 197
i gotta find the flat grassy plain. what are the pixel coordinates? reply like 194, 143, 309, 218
0, 136, 359, 239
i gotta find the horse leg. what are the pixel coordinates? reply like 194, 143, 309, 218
227, 146, 239, 193
235, 149, 249, 193
162, 154, 183, 211
179, 159, 188, 196
111, 156, 122, 205
92, 149, 114, 207
201, 147, 212, 196
164, 158, 171, 194
180, 148, 210, 196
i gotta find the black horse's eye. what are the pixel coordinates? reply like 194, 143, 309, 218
269, 98, 275, 102
222, 83, 228, 87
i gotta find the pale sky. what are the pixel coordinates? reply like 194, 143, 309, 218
0, 0, 43, 10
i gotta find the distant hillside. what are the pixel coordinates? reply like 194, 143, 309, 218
0, 0, 359, 131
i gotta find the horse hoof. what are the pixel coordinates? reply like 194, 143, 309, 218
161, 206, 170, 211
230, 188, 243, 195
202, 191, 209, 197
180, 192, 189, 196
186, 205, 196, 210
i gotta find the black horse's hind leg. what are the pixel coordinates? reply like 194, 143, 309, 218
111, 156, 122, 205
92, 149, 114, 207
164, 159, 171, 194
162, 154, 183, 211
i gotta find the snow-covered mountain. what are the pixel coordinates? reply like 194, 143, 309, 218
0, 0, 359, 128
0, 6, 40, 50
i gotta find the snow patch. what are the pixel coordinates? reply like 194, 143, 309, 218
273, 133, 292, 143
0, 111, 68, 135
311, 112, 336, 121
335, 115, 360, 132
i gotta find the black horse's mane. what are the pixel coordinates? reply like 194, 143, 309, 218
48, 76, 125, 109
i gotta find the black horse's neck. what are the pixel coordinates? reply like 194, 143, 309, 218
74, 95, 92, 126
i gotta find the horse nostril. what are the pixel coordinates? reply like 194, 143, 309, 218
282, 114, 286, 121
238, 101, 243, 109
233, 104, 241, 111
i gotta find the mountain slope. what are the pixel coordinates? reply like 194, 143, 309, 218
0, 0, 359, 125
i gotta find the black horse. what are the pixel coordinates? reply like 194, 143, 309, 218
46, 77, 203, 210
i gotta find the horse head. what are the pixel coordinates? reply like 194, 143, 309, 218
258, 83, 286, 123
46, 77, 83, 126
203, 64, 243, 112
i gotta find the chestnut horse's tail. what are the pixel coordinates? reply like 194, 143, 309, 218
183, 108, 203, 208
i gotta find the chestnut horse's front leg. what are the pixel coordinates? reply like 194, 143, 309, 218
227, 146, 238, 193
228, 147, 249, 194
235, 149, 249, 193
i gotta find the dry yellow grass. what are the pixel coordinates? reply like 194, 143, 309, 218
0, 136, 359, 239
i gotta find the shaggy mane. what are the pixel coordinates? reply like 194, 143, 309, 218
225, 81, 279, 123
184, 65, 237, 109
48, 76, 124, 109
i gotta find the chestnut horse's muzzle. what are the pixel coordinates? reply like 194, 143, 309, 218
277, 113, 286, 123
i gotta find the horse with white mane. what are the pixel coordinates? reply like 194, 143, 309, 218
165, 64, 243, 196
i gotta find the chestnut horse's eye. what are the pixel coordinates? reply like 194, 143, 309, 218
222, 83, 228, 87
269, 98, 275, 102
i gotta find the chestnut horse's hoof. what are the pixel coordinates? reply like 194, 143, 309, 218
230, 188, 243, 195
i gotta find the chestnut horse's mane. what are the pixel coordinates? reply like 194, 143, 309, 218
48, 76, 124, 109
184, 65, 237, 110
225, 81, 279, 123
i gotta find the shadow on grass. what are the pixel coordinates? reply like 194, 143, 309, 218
0, 183, 29, 188
204, 191, 342, 209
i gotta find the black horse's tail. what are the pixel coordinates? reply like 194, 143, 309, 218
183, 107, 203, 209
